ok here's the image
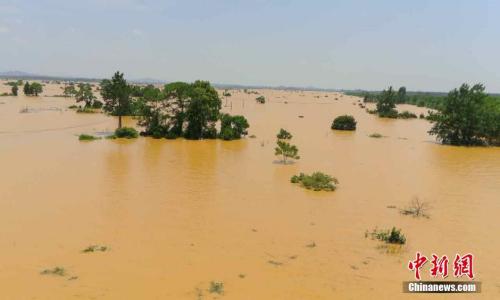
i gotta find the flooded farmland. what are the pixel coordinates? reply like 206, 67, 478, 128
0, 82, 499, 299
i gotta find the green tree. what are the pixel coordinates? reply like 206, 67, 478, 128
276, 128, 292, 140
75, 83, 96, 107
275, 128, 299, 163
11, 84, 18, 96
331, 115, 356, 130
428, 83, 499, 146
30, 82, 43, 96
275, 140, 300, 163
23, 82, 31, 95
219, 114, 249, 140
376, 86, 397, 118
138, 85, 168, 138
100, 71, 132, 128
184, 80, 221, 139
164, 82, 192, 137
63, 84, 77, 97
396, 86, 407, 104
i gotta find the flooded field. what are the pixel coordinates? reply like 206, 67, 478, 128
0, 81, 499, 299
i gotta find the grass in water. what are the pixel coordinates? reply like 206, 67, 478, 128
291, 172, 339, 191
40, 267, 66, 276
78, 134, 100, 141
209, 281, 224, 295
369, 133, 384, 138
366, 227, 406, 244
82, 245, 108, 253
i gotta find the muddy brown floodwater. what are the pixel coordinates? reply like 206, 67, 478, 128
0, 82, 499, 299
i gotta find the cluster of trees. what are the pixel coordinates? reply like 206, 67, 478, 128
4, 80, 22, 96
75, 83, 102, 108
99, 72, 249, 140
63, 84, 77, 97
428, 84, 500, 146
23, 82, 43, 96
347, 87, 447, 110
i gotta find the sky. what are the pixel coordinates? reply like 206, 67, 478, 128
1, 0, 499, 92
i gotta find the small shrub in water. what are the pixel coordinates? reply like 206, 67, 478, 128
400, 197, 430, 218
114, 127, 139, 139
79, 134, 100, 141
398, 111, 418, 119
82, 245, 108, 253
291, 172, 339, 191
40, 267, 66, 276
209, 281, 224, 295
331, 115, 357, 131
256, 96, 266, 103
367, 227, 406, 245
369, 133, 383, 138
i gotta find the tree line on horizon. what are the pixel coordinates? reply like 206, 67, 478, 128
366, 84, 499, 146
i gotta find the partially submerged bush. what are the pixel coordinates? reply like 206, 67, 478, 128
219, 114, 249, 140
92, 100, 103, 109
40, 267, 66, 276
275, 140, 299, 163
79, 134, 100, 141
378, 109, 399, 118
398, 111, 418, 119
369, 133, 384, 138
76, 107, 97, 113
367, 227, 406, 244
82, 245, 108, 253
291, 172, 339, 191
256, 96, 266, 104
209, 281, 224, 295
331, 115, 357, 130
400, 197, 430, 218
114, 127, 139, 139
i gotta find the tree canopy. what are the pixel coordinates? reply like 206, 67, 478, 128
429, 83, 500, 146
100, 71, 132, 128
75, 83, 97, 107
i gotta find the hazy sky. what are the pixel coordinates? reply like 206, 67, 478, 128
1, 0, 499, 91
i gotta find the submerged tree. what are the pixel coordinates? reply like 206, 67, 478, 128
23, 82, 31, 95
184, 80, 221, 139
396, 86, 407, 104
331, 115, 357, 130
219, 113, 249, 140
11, 84, 18, 96
276, 128, 292, 140
164, 82, 192, 137
100, 71, 132, 128
75, 83, 96, 107
376, 86, 397, 118
63, 84, 77, 97
428, 83, 500, 146
275, 128, 300, 163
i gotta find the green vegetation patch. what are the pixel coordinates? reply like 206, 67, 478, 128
40, 267, 66, 276
209, 281, 224, 295
78, 134, 100, 141
82, 245, 108, 253
256, 95, 266, 103
114, 127, 139, 139
369, 133, 384, 138
366, 227, 406, 245
291, 172, 339, 191
331, 115, 357, 130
